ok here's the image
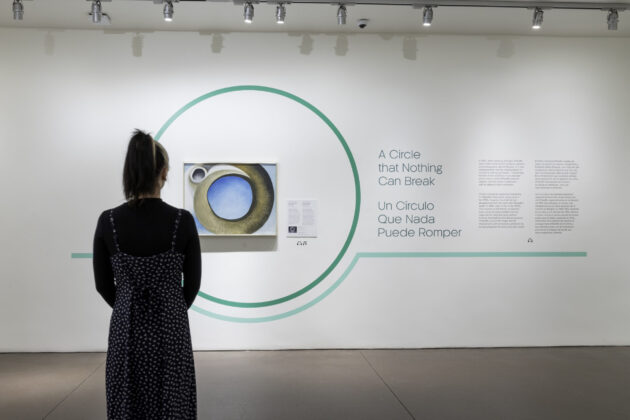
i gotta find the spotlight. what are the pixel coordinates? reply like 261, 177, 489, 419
164, 1, 174, 22
422, 6, 433, 27
337, 4, 347, 25
607, 9, 619, 30
276, 3, 286, 24
12, 0, 23, 21
244, 2, 254, 24
532, 7, 543, 30
91, 0, 102, 24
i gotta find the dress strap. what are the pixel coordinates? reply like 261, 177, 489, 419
109, 209, 121, 253
171, 209, 183, 251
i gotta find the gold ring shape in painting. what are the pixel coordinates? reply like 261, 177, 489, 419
193, 164, 274, 235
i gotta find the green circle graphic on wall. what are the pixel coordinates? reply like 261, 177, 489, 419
156, 85, 361, 310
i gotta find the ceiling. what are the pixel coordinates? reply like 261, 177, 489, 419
1, 0, 629, 36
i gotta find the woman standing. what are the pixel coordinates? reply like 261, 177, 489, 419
93, 130, 201, 419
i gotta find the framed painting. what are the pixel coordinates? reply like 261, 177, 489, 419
184, 163, 277, 236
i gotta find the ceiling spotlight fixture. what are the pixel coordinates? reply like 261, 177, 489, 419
244, 2, 254, 24
422, 6, 433, 27
91, 0, 102, 24
607, 9, 619, 30
532, 7, 544, 30
276, 3, 286, 24
164, 1, 174, 22
337, 4, 347, 25
12, 0, 23, 21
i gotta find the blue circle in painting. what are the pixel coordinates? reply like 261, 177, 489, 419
207, 175, 254, 220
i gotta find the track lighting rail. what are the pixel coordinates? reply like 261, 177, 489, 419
9, 0, 627, 29
178, 0, 630, 8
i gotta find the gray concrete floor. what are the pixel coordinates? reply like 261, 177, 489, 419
1, 348, 629, 420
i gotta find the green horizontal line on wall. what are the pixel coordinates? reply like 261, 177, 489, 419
356, 251, 587, 258
73, 249, 586, 322
190, 249, 587, 323
71, 251, 587, 260
71, 253, 94, 259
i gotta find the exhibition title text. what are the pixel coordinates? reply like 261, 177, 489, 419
376, 149, 462, 239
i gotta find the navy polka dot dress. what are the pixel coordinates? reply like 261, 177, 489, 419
106, 209, 197, 420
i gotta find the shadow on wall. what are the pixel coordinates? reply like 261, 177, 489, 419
132, 33, 143, 57
375, 33, 421, 60
102, 30, 153, 57
45, 31, 55, 55
199, 31, 231, 54
199, 236, 277, 253
334, 34, 348, 56
287, 32, 316, 55
288, 33, 349, 56
381, 33, 518, 60
402, 35, 418, 60
37, 29, 65, 56
41, 29, 155, 58
486, 36, 517, 59
284, 32, 424, 60
100, 30, 157, 58
38, 30, 518, 60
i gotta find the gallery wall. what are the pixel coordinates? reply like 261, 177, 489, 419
0, 27, 628, 351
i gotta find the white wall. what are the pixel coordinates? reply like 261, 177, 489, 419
0, 27, 628, 351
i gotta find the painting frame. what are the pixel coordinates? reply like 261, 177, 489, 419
183, 162, 278, 237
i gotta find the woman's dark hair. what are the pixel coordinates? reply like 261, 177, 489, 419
123, 129, 169, 205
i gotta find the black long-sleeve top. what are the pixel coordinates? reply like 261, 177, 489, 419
93, 198, 201, 309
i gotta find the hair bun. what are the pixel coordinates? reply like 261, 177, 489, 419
122, 129, 168, 205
